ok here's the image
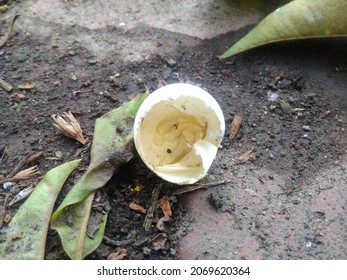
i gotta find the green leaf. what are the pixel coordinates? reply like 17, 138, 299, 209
220, 0, 347, 60
50, 92, 148, 259
0, 159, 80, 260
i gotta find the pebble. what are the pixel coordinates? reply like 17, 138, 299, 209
68, 50, 76, 56
303, 125, 311, 131
87, 58, 98, 65
278, 79, 292, 89
269, 105, 277, 111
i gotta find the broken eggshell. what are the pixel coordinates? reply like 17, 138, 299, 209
133, 83, 225, 185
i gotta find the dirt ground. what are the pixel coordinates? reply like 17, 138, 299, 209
0, 0, 346, 260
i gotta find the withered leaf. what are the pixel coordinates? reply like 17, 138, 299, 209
129, 202, 146, 214
229, 115, 243, 140
107, 248, 127, 260
159, 195, 171, 218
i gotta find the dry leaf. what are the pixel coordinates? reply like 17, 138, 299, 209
159, 196, 171, 218
129, 202, 146, 214
107, 249, 128, 260
229, 115, 243, 140
52, 111, 87, 145
151, 233, 167, 251
8, 93, 27, 101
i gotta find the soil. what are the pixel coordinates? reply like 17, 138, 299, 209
0, 1, 346, 260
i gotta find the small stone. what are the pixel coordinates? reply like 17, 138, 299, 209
268, 153, 274, 159
278, 79, 292, 89
143, 247, 151, 256
303, 125, 311, 131
166, 58, 176, 67
269, 105, 277, 111
87, 58, 98, 65
68, 50, 76, 56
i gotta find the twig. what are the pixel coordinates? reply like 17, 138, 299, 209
0, 14, 19, 48
25, 151, 44, 164
143, 184, 161, 232
173, 180, 230, 195
103, 236, 134, 247
0, 147, 6, 163
7, 154, 31, 178
0, 193, 10, 229
270, 71, 284, 86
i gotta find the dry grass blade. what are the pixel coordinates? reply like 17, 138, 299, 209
172, 180, 229, 195
52, 111, 87, 145
0, 14, 19, 48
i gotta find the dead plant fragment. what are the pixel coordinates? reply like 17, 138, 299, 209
0, 14, 19, 48
156, 195, 172, 231
8, 93, 27, 101
229, 114, 243, 140
0, 151, 42, 184
0, 166, 39, 185
8, 186, 35, 207
129, 202, 146, 214
0, 193, 10, 229
238, 148, 255, 163
52, 111, 87, 145
159, 196, 172, 218
172, 180, 230, 195
107, 249, 128, 260
0, 77, 13, 92
17, 84, 35, 90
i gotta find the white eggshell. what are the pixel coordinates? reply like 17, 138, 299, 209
133, 83, 225, 185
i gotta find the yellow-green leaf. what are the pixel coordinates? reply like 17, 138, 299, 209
50, 92, 148, 259
0, 159, 80, 259
220, 0, 347, 60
